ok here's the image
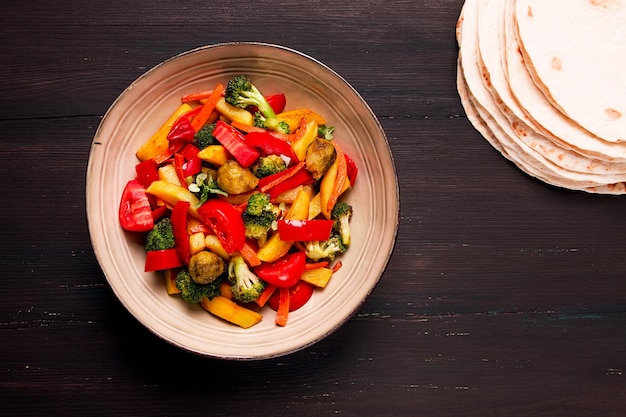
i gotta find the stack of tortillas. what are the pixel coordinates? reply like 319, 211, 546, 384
457, 0, 626, 194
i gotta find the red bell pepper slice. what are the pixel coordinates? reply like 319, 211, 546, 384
167, 116, 196, 143
243, 131, 298, 164
248, 93, 287, 115
171, 200, 191, 264
277, 219, 334, 241
196, 198, 246, 254
119, 179, 154, 232
179, 143, 200, 160
258, 160, 306, 192
345, 152, 358, 185
135, 159, 159, 188
266, 93, 286, 114
144, 248, 184, 272
183, 156, 202, 177
173, 153, 188, 186
212, 120, 260, 168
254, 251, 306, 288
151, 205, 169, 222
268, 280, 314, 312
267, 168, 314, 201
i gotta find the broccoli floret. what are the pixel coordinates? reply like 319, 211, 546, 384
242, 192, 278, 240
175, 268, 223, 304
228, 255, 265, 303
331, 201, 353, 246
304, 232, 346, 261
251, 154, 287, 178
144, 218, 175, 251
225, 74, 288, 134
254, 112, 291, 134
193, 123, 217, 149
318, 125, 335, 140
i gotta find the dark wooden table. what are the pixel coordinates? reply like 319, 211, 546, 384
2, 1, 625, 416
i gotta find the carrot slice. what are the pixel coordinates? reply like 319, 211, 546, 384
326, 140, 348, 213
239, 241, 262, 267
275, 287, 290, 326
304, 261, 329, 270
191, 83, 224, 131
181, 89, 214, 103
230, 121, 292, 142
256, 284, 277, 308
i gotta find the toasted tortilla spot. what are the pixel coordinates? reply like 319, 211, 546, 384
605, 108, 622, 119
551, 55, 563, 71
588, 0, 623, 11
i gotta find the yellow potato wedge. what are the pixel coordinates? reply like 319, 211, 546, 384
158, 164, 182, 186
145, 180, 200, 219
197, 145, 229, 166
189, 232, 206, 255
205, 234, 230, 261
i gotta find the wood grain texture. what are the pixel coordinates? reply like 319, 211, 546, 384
1, 1, 625, 416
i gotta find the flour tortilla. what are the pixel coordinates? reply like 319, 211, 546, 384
476, 0, 626, 181
503, 0, 626, 163
515, 0, 626, 143
457, 0, 626, 193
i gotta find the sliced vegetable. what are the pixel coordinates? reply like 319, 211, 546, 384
196, 198, 246, 254
136, 103, 193, 161
291, 119, 319, 161
258, 160, 306, 192
300, 267, 333, 288
167, 116, 196, 143
266, 169, 314, 201
171, 200, 191, 264
200, 295, 263, 329
212, 120, 260, 168
191, 83, 224, 131
256, 187, 311, 262
274, 287, 290, 326
164, 268, 182, 295
255, 284, 277, 307
276, 108, 326, 133
214, 96, 254, 126
277, 219, 334, 241
144, 248, 184, 272
243, 131, 298, 163
269, 280, 314, 312
345, 152, 358, 185
145, 180, 201, 218
254, 251, 306, 288
119, 179, 154, 232
135, 159, 159, 188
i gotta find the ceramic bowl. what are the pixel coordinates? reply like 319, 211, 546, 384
86, 42, 399, 359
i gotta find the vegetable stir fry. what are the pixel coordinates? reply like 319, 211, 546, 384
119, 74, 358, 328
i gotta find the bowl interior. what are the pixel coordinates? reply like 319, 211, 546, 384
86, 42, 399, 359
